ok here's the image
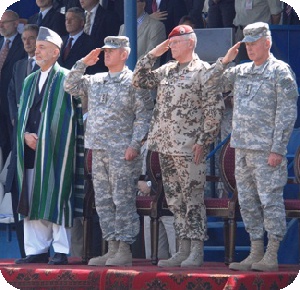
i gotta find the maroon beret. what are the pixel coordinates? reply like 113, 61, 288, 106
168, 25, 194, 39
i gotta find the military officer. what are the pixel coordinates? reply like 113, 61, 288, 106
132, 24, 224, 268
64, 36, 153, 266
219, 22, 299, 272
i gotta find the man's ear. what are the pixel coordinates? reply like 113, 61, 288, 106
121, 50, 128, 61
265, 38, 271, 49
54, 47, 60, 58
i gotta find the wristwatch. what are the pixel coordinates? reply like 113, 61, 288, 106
146, 181, 152, 187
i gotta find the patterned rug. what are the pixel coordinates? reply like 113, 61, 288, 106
0, 259, 299, 289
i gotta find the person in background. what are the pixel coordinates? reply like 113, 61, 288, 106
58, 7, 94, 73
207, 0, 235, 28
0, 10, 26, 165
8, 0, 39, 31
5, 24, 39, 259
8, 24, 39, 127
64, 36, 153, 267
80, 0, 121, 72
282, 3, 300, 25
179, 15, 197, 28
184, 0, 206, 28
119, 0, 166, 67
145, 0, 187, 35
217, 22, 298, 272
103, 0, 125, 25
132, 24, 224, 268
14, 26, 84, 265
233, 0, 282, 64
145, 0, 187, 65
53, 0, 81, 12
28, 0, 67, 36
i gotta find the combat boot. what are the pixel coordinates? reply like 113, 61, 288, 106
181, 239, 204, 267
229, 240, 264, 271
251, 239, 280, 272
105, 241, 132, 266
157, 239, 191, 267
88, 240, 119, 266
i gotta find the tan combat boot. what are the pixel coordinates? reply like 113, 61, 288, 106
181, 239, 204, 267
251, 239, 280, 272
157, 239, 191, 267
229, 240, 264, 271
88, 240, 119, 266
105, 241, 132, 266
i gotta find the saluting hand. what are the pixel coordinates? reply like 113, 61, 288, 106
149, 39, 170, 58
82, 48, 102, 66
222, 42, 241, 65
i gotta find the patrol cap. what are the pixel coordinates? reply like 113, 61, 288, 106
101, 36, 130, 49
241, 22, 271, 43
168, 25, 194, 39
36, 26, 63, 49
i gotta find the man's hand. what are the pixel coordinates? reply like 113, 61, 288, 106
82, 48, 102, 66
124, 146, 138, 161
24, 133, 38, 150
150, 10, 168, 21
222, 42, 241, 65
271, 13, 281, 25
268, 152, 283, 167
192, 144, 204, 165
149, 39, 170, 58
138, 181, 151, 196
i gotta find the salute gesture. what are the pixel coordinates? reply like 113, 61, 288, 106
82, 48, 102, 66
149, 39, 169, 58
222, 42, 241, 65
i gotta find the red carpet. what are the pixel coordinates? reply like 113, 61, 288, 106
0, 258, 299, 289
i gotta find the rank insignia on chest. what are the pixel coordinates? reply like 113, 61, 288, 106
245, 84, 252, 95
99, 93, 108, 103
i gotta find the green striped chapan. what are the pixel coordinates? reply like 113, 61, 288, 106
16, 63, 84, 227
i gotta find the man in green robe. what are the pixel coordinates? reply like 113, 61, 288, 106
15, 27, 84, 265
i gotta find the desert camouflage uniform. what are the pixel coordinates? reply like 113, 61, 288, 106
132, 53, 224, 241
64, 60, 154, 244
214, 55, 298, 241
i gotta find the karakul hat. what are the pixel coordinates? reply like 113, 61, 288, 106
36, 26, 63, 49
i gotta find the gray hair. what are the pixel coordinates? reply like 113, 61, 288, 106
122, 46, 131, 58
3, 10, 19, 20
264, 35, 273, 47
66, 7, 85, 23
182, 32, 197, 49
23, 24, 39, 36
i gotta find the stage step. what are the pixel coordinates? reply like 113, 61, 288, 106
205, 218, 300, 264
205, 219, 250, 262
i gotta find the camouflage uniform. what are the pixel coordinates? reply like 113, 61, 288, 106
64, 60, 153, 244
214, 55, 298, 241
132, 53, 224, 241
